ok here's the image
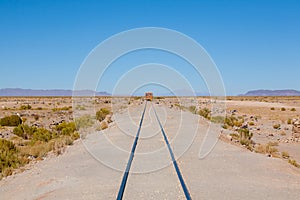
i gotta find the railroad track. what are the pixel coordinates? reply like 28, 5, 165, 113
116, 101, 192, 200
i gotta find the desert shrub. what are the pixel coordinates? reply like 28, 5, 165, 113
75, 115, 95, 129
222, 124, 229, 129
55, 122, 79, 140
224, 116, 244, 128
52, 106, 70, 111
188, 106, 197, 114
13, 125, 55, 142
255, 143, 279, 157
210, 116, 225, 124
31, 128, 54, 142
198, 108, 211, 119
238, 128, 253, 144
0, 139, 21, 177
273, 124, 281, 129
19, 141, 52, 158
270, 107, 275, 111
0, 115, 22, 126
55, 122, 76, 135
71, 131, 80, 140
248, 121, 255, 126
229, 133, 239, 140
287, 118, 292, 125
281, 151, 290, 159
288, 159, 300, 168
33, 114, 39, 121
281, 107, 286, 111
96, 108, 110, 122
20, 105, 31, 110
291, 108, 296, 111
13, 124, 35, 140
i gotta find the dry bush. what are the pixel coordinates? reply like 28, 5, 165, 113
248, 121, 255, 126
255, 143, 279, 157
281, 151, 290, 159
288, 159, 300, 168
273, 124, 281, 129
96, 108, 111, 122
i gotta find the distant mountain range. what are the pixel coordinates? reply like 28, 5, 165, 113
0, 88, 110, 96
242, 89, 300, 96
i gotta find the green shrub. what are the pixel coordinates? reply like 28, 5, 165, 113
291, 108, 296, 111
0, 115, 22, 126
55, 122, 76, 135
238, 128, 252, 140
281, 107, 286, 111
96, 108, 110, 122
13, 124, 55, 142
224, 115, 244, 128
270, 107, 275, 111
198, 108, 211, 119
32, 128, 53, 142
210, 116, 225, 124
0, 139, 21, 177
287, 118, 292, 125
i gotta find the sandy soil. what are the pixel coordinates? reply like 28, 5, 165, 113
1, 101, 300, 199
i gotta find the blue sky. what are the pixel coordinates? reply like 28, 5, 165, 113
0, 0, 299, 95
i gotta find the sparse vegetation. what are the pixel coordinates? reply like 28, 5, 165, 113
238, 128, 253, 149
75, 105, 85, 110
210, 116, 225, 124
255, 142, 279, 157
20, 104, 32, 110
291, 108, 296, 111
273, 124, 281, 130
287, 118, 292, 124
188, 106, 197, 114
281, 107, 286, 111
96, 108, 110, 122
198, 108, 211, 119
0, 139, 24, 178
288, 159, 300, 168
0, 115, 22, 126
248, 121, 255, 126
75, 115, 95, 129
52, 106, 70, 111
270, 107, 275, 111
281, 151, 290, 159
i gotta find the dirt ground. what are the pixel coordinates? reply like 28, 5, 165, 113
0, 96, 300, 199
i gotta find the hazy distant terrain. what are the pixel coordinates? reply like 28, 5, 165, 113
242, 89, 300, 96
0, 88, 110, 96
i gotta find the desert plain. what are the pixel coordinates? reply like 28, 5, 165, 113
0, 96, 300, 199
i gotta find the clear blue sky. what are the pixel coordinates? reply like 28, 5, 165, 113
0, 0, 300, 95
